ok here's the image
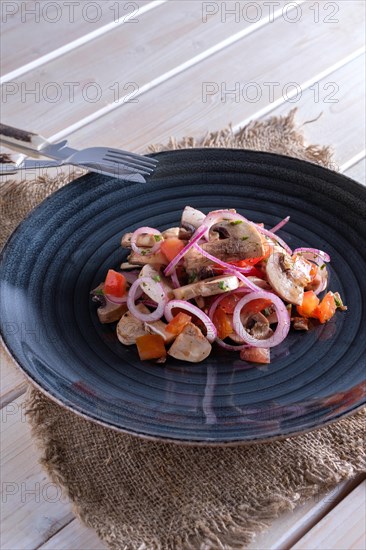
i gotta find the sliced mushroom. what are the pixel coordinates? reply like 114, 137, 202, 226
181, 206, 206, 231
121, 227, 189, 248
120, 261, 142, 270
209, 218, 259, 243
173, 275, 239, 301
184, 222, 264, 274
121, 232, 157, 249
247, 276, 271, 290
292, 317, 309, 331
144, 319, 175, 344
168, 322, 212, 363
240, 311, 273, 340
162, 227, 191, 240
128, 250, 168, 266
139, 264, 174, 301
91, 284, 127, 324
266, 251, 310, 306
116, 303, 149, 345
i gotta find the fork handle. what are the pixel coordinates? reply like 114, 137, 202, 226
0, 123, 49, 154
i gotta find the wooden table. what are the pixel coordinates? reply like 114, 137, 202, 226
1, 1, 365, 548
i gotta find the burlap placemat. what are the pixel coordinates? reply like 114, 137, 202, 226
1, 110, 365, 549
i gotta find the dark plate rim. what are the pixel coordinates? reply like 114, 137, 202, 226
1, 148, 365, 445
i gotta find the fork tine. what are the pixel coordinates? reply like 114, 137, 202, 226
105, 150, 158, 166
103, 155, 156, 173
103, 154, 158, 170
100, 161, 154, 176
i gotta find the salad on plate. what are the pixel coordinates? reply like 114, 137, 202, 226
91, 207, 346, 364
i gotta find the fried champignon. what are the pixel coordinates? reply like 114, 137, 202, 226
91, 284, 127, 324
266, 252, 311, 306
168, 322, 212, 363
116, 303, 149, 345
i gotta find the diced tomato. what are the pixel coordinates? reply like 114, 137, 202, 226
136, 334, 166, 361
104, 269, 126, 297
218, 293, 241, 314
313, 291, 337, 324
296, 291, 320, 318
242, 298, 272, 315
166, 312, 192, 335
246, 267, 265, 278
213, 308, 233, 339
240, 347, 270, 364
160, 238, 185, 262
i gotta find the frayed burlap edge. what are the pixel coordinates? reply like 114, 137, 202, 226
149, 109, 335, 170
3, 108, 364, 549
25, 388, 365, 550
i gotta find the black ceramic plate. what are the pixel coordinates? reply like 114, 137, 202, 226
1, 149, 365, 444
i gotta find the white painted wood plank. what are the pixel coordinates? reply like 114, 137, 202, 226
0, 395, 74, 549
1, 0, 298, 136
0, 342, 27, 407
257, 62, 366, 173
292, 480, 366, 550
62, 4, 365, 157
0, 0, 152, 78
248, 476, 365, 550
39, 520, 106, 550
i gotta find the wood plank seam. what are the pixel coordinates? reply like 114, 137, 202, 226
286, 474, 366, 549
231, 47, 366, 134
0, 0, 167, 85
340, 150, 366, 172
47, 0, 306, 143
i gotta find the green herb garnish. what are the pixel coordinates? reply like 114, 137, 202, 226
230, 220, 243, 226
153, 235, 162, 242
334, 295, 341, 307
241, 236, 249, 241
141, 250, 147, 256
320, 263, 326, 270
263, 307, 271, 317
218, 281, 228, 291
152, 275, 161, 282
94, 288, 104, 295
188, 270, 197, 284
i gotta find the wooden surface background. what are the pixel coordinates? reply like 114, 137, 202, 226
1, 1, 365, 548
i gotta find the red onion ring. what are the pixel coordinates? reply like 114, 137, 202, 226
127, 277, 166, 322
170, 269, 181, 289
216, 339, 250, 351
193, 243, 262, 292
233, 291, 290, 348
293, 247, 331, 263
164, 299, 217, 342
208, 288, 251, 351
104, 294, 128, 305
164, 225, 207, 276
130, 226, 163, 256
313, 271, 328, 295
270, 216, 290, 233
256, 226, 292, 255
207, 287, 251, 320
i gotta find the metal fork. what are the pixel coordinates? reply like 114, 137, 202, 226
0, 123, 158, 180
